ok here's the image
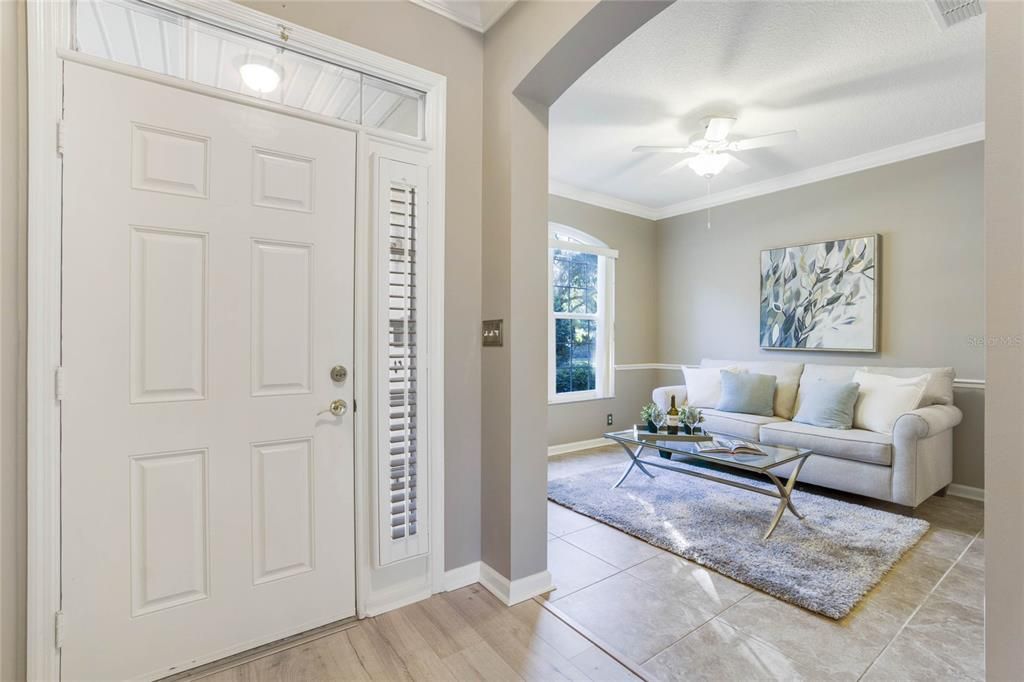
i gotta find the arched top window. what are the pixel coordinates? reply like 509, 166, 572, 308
550, 223, 608, 248
548, 224, 618, 403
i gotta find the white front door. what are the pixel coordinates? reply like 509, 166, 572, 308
60, 60, 356, 680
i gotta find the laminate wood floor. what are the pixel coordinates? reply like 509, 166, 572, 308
182, 585, 640, 682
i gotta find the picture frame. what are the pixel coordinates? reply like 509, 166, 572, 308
759, 234, 880, 352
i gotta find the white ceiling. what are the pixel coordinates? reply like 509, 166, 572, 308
549, 0, 985, 219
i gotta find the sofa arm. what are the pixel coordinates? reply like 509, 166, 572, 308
893, 404, 963, 440
652, 386, 687, 414
890, 404, 961, 507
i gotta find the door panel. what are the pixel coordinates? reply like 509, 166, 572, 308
61, 60, 356, 681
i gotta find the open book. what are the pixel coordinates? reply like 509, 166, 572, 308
697, 437, 766, 456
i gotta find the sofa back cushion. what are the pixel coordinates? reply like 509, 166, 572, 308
717, 371, 777, 417
792, 381, 860, 429
797, 363, 955, 410
859, 366, 955, 406
700, 359, 804, 419
851, 371, 929, 434
682, 366, 743, 408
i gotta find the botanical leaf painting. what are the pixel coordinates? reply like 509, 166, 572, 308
760, 236, 878, 351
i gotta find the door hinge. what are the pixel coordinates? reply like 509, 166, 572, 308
353, 399, 357, 413
55, 366, 65, 402
55, 611, 65, 649
57, 119, 66, 156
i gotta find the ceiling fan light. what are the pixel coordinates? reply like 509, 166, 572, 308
689, 152, 730, 178
239, 59, 284, 93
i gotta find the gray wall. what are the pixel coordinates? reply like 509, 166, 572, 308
984, 2, 1024, 674
547, 195, 661, 445
654, 144, 985, 488
481, 0, 668, 582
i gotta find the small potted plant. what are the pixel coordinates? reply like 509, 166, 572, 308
640, 402, 664, 434
681, 404, 705, 435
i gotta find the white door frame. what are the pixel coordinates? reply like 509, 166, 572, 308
26, 2, 447, 678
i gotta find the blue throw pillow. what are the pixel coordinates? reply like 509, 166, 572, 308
793, 381, 861, 430
717, 371, 777, 417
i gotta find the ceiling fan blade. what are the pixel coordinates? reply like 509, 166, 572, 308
719, 153, 750, 172
632, 145, 702, 154
703, 116, 736, 142
728, 130, 798, 151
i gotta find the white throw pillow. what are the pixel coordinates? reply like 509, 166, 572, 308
683, 366, 744, 408
851, 371, 929, 434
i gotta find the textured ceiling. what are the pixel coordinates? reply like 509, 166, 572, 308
549, 0, 984, 214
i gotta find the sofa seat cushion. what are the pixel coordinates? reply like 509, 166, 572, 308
701, 409, 786, 441
759, 421, 893, 466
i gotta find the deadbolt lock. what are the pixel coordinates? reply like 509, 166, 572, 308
330, 365, 348, 383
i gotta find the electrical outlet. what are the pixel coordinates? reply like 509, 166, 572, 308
606, 413, 613, 426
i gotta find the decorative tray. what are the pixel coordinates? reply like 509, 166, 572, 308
631, 426, 713, 442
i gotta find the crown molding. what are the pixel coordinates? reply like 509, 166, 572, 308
549, 181, 660, 221
653, 122, 985, 220
551, 123, 985, 222
479, 1, 517, 31
407, 0, 516, 33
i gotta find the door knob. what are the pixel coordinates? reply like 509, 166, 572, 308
318, 399, 347, 417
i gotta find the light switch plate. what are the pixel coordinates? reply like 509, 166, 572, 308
482, 319, 503, 347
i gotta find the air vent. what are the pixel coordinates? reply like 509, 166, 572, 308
927, 0, 984, 29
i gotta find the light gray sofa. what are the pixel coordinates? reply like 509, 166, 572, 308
652, 359, 963, 508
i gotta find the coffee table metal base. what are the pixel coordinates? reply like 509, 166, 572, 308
612, 440, 811, 540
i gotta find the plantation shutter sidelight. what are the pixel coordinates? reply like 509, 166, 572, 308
376, 156, 429, 566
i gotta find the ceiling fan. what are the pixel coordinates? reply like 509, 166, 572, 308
633, 116, 798, 178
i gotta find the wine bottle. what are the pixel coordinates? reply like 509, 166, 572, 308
666, 395, 680, 435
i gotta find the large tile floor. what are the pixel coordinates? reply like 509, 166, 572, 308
544, 446, 986, 681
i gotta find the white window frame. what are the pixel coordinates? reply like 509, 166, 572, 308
548, 223, 617, 405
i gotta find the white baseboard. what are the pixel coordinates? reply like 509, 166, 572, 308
548, 437, 609, 457
478, 563, 554, 606
948, 484, 985, 502
443, 561, 482, 592
363, 585, 432, 617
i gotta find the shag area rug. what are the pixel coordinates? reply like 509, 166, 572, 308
548, 461, 929, 619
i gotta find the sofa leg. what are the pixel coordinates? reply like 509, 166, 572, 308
935, 485, 950, 498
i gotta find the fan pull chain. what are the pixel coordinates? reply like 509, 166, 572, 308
706, 177, 712, 230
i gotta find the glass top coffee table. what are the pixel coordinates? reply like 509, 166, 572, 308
603, 428, 813, 540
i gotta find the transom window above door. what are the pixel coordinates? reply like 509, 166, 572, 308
548, 224, 617, 404
72, 0, 426, 139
